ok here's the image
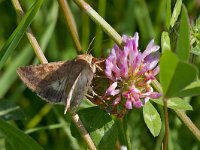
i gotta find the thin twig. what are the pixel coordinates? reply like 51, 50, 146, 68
11, 0, 48, 64
73, 0, 123, 48
57, 0, 82, 53
70, 111, 97, 150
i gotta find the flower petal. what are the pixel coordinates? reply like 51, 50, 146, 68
133, 100, 143, 108
112, 96, 121, 106
152, 66, 160, 76
106, 82, 120, 96
149, 92, 162, 99
141, 40, 160, 60
125, 100, 132, 109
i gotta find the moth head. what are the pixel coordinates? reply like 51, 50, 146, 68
76, 54, 96, 73
76, 54, 93, 63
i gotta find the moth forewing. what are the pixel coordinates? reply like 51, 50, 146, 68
17, 54, 96, 113
16, 61, 67, 91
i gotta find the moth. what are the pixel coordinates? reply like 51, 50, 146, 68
17, 54, 96, 114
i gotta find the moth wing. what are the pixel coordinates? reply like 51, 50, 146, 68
17, 61, 68, 91
17, 58, 94, 112
17, 61, 73, 103
65, 72, 82, 113
64, 60, 94, 113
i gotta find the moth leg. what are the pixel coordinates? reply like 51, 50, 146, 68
94, 60, 105, 72
87, 86, 98, 96
85, 93, 94, 99
95, 59, 105, 64
95, 64, 103, 72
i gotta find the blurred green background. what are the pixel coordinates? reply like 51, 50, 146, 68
0, 0, 200, 149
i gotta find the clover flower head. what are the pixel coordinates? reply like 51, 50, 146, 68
104, 32, 162, 110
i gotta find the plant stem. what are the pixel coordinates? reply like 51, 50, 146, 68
26, 104, 52, 129
163, 98, 169, 150
175, 110, 200, 141
152, 80, 163, 93
25, 123, 68, 134
70, 111, 97, 150
123, 116, 131, 150
57, 0, 82, 53
11, 0, 48, 64
93, 0, 106, 56
73, 0, 123, 47
152, 80, 200, 142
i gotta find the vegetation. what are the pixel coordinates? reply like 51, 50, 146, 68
0, 0, 200, 149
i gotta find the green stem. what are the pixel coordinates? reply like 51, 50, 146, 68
11, 0, 48, 64
166, 0, 171, 29
163, 98, 169, 150
116, 117, 131, 150
152, 80, 200, 142
73, 0, 123, 47
26, 104, 52, 129
70, 111, 97, 150
57, 0, 82, 54
123, 116, 131, 150
152, 80, 163, 93
175, 110, 200, 141
93, 0, 106, 56
25, 123, 68, 134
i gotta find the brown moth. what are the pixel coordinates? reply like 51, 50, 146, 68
17, 54, 96, 114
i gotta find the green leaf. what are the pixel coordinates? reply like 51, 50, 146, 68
161, 31, 171, 52
160, 51, 197, 97
177, 80, 200, 97
175, 5, 190, 61
151, 98, 193, 110
77, 106, 118, 150
0, 100, 26, 121
0, 119, 44, 150
170, 0, 182, 28
191, 42, 200, 56
0, 0, 44, 69
143, 102, 161, 137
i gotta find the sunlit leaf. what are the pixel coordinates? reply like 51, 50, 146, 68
151, 97, 193, 110
191, 42, 200, 56
161, 31, 171, 52
175, 5, 190, 61
166, 0, 171, 29
177, 80, 200, 97
143, 102, 161, 137
160, 51, 197, 97
170, 0, 182, 28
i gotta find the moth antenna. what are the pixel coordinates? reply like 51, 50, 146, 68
86, 36, 96, 54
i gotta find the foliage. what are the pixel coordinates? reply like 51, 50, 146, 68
0, 0, 200, 149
